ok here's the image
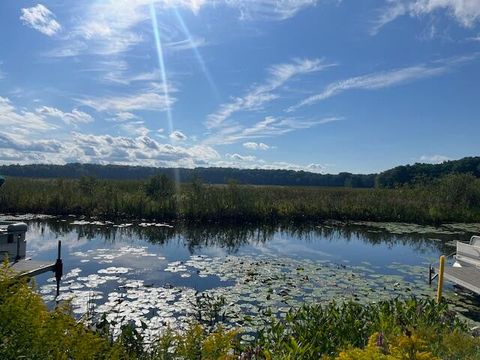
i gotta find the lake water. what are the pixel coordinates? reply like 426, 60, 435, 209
10, 216, 480, 342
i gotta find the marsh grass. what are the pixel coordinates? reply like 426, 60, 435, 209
0, 174, 479, 224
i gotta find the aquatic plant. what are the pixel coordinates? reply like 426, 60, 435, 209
1, 260, 480, 360
0, 174, 479, 224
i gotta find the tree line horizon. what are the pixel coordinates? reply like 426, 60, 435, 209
0, 156, 479, 188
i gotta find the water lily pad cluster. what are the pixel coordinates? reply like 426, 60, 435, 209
39, 246, 445, 342
71, 246, 157, 264
350, 221, 480, 236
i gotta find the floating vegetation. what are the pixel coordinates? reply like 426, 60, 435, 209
351, 221, 460, 235
71, 220, 114, 226
71, 246, 160, 264
349, 221, 480, 236
39, 246, 444, 342
0, 213, 56, 221
139, 222, 174, 228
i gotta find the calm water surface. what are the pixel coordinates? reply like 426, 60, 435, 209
15, 217, 480, 340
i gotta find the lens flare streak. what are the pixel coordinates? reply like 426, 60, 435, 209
149, 1, 180, 186
173, 7, 219, 99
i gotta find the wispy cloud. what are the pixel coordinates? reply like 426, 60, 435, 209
206, 115, 342, 145
44, 0, 327, 59
80, 91, 175, 113
0, 96, 55, 136
216, 155, 327, 173
419, 154, 451, 164
45, 1, 205, 58
243, 142, 271, 150
468, 34, 480, 41
226, 0, 321, 21
110, 112, 140, 122
36, 106, 93, 126
20, 4, 61, 36
373, 0, 480, 34
169, 130, 188, 141
166, 37, 207, 52
206, 58, 334, 129
289, 56, 475, 111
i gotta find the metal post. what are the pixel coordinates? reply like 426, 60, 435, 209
436, 255, 445, 303
429, 264, 433, 285
54, 240, 63, 297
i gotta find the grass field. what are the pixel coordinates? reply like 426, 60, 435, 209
0, 173, 479, 224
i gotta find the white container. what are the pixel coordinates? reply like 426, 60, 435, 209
0, 222, 27, 261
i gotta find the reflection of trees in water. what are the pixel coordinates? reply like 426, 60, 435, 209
179, 224, 277, 253
28, 219, 455, 255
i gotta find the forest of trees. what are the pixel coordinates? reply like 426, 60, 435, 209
0, 156, 478, 188
375, 156, 480, 187
0, 163, 376, 187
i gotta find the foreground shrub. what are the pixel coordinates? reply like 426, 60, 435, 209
1, 262, 479, 359
254, 299, 478, 359
0, 265, 126, 359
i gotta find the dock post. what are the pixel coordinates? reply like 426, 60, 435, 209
436, 255, 445, 303
15, 236, 21, 261
54, 241, 63, 297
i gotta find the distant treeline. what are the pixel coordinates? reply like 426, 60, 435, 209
0, 156, 479, 188
0, 163, 376, 187
375, 156, 480, 188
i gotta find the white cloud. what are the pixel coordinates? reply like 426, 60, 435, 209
70, 132, 219, 166
0, 132, 63, 153
118, 121, 151, 137
20, 4, 61, 36
0, 96, 55, 135
80, 92, 175, 112
243, 142, 271, 150
46, 0, 205, 58
169, 130, 188, 141
111, 112, 139, 122
206, 115, 342, 145
216, 156, 327, 173
290, 56, 475, 110
207, 58, 334, 129
419, 154, 451, 163
225, 153, 257, 162
166, 37, 207, 52
373, 0, 480, 33
43, 0, 331, 59
225, 0, 320, 20
36, 106, 94, 125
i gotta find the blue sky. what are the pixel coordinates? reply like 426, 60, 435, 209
0, 0, 479, 174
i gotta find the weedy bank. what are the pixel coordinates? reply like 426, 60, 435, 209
1, 264, 480, 359
0, 173, 479, 225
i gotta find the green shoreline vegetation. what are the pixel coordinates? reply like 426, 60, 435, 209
0, 173, 479, 224
2, 265, 480, 360
1, 165, 480, 359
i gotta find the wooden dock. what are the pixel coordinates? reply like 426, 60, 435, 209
430, 237, 480, 296
8, 241, 63, 296
10, 259, 57, 278
443, 266, 480, 295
